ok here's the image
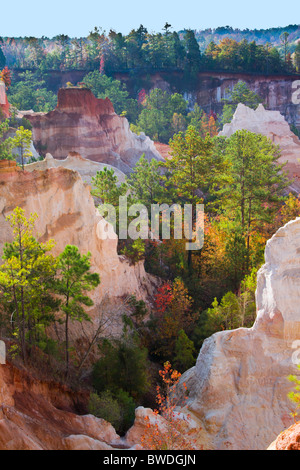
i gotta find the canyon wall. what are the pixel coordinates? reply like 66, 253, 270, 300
112, 71, 300, 131
26, 87, 163, 174
191, 72, 300, 131
0, 361, 121, 450
14, 68, 300, 130
177, 217, 300, 450
0, 164, 157, 313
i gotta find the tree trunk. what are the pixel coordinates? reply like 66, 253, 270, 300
65, 310, 69, 377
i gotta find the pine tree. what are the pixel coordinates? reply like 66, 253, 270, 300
91, 167, 127, 205
221, 81, 263, 125
294, 42, 300, 72
164, 126, 226, 268
127, 154, 164, 209
174, 329, 196, 372
54, 245, 100, 375
215, 130, 289, 279
0, 120, 14, 161
11, 126, 33, 170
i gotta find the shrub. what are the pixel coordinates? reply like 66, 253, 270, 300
88, 389, 136, 435
88, 391, 122, 430
288, 364, 300, 422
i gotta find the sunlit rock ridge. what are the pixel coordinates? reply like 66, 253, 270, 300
26, 87, 164, 174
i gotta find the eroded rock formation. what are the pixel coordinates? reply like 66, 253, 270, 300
0, 361, 121, 450
219, 103, 300, 192
26, 87, 163, 174
219, 103, 300, 165
0, 165, 157, 314
178, 217, 300, 450
268, 422, 300, 450
25, 152, 126, 186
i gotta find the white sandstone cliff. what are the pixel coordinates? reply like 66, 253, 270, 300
177, 217, 300, 450
219, 103, 300, 165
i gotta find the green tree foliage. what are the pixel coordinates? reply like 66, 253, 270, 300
173, 329, 196, 372
186, 103, 203, 129
214, 130, 289, 283
193, 267, 257, 347
288, 364, 300, 422
11, 125, 32, 170
92, 319, 149, 400
162, 126, 222, 268
7, 71, 57, 112
54, 245, 100, 375
203, 37, 287, 74
0, 207, 58, 361
183, 29, 202, 85
294, 42, 300, 72
2, 25, 297, 75
164, 125, 215, 205
0, 120, 14, 160
224, 81, 263, 109
221, 81, 263, 125
82, 71, 140, 122
135, 89, 188, 143
0, 43, 5, 69
126, 154, 164, 210
88, 390, 136, 434
91, 167, 128, 205
280, 32, 290, 63
120, 238, 146, 265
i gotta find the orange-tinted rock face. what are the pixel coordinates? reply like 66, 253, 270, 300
56, 87, 115, 115
0, 160, 20, 173
0, 361, 120, 450
268, 422, 300, 450
27, 87, 163, 174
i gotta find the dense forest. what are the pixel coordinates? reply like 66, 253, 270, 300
1, 24, 300, 80
193, 24, 300, 51
1, 24, 300, 145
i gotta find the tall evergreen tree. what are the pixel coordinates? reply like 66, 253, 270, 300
294, 42, 300, 72
215, 130, 289, 281
126, 154, 164, 210
54, 245, 100, 375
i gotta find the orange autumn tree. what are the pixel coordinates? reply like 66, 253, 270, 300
152, 278, 197, 360
141, 361, 201, 450
199, 112, 219, 138
0, 67, 11, 88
